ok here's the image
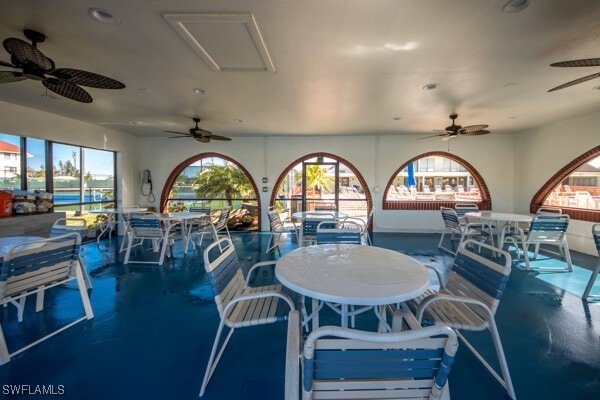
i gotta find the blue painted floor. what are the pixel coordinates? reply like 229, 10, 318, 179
0, 232, 599, 399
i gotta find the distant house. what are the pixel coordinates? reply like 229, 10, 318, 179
0, 140, 20, 179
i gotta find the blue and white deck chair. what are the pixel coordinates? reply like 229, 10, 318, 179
266, 206, 298, 255
124, 215, 181, 265
582, 224, 600, 302
316, 220, 362, 245
438, 207, 493, 255
410, 240, 516, 399
285, 308, 458, 400
301, 213, 336, 247
49, 217, 92, 289
501, 213, 572, 272
0, 233, 94, 365
199, 238, 295, 397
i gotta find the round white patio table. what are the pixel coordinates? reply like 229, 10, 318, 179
465, 211, 533, 246
275, 244, 430, 331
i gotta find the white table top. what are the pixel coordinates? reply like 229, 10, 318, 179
465, 211, 533, 223
144, 212, 206, 221
275, 244, 430, 306
291, 211, 348, 220
91, 207, 148, 214
0, 236, 45, 256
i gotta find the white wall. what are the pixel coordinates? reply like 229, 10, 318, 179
0, 100, 137, 206
136, 132, 517, 232
514, 110, 600, 254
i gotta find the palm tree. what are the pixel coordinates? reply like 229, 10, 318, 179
193, 163, 254, 207
295, 165, 334, 197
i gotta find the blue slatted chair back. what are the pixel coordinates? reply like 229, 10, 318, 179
1, 233, 80, 299
215, 207, 231, 231
455, 203, 479, 218
316, 221, 362, 245
303, 213, 335, 240
440, 207, 461, 232
528, 214, 570, 242
129, 216, 165, 238
594, 224, 600, 254
49, 218, 86, 240
446, 241, 511, 314
203, 238, 244, 315
302, 325, 458, 399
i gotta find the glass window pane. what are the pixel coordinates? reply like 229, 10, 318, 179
542, 155, 600, 209
26, 138, 46, 192
83, 148, 114, 205
0, 133, 21, 190
386, 155, 481, 201
53, 143, 81, 205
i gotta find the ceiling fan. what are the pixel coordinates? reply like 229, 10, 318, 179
0, 29, 125, 103
164, 117, 232, 143
418, 113, 490, 141
548, 57, 600, 92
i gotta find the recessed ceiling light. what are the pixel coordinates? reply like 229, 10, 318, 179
422, 83, 439, 91
508, 115, 519, 119
234, 119, 244, 123
88, 8, 121, 24
138, 88, 154, 94
502, 0, 532, 14
193, 88, 207, 95
393, 116, 402, 121
593, 85, 600, 91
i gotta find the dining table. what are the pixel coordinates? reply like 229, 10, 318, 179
275, 243, 430, 332
141, 211, 208, 254
465, 211, 533, 247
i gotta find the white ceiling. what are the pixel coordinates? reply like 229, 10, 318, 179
1, 0, 599, 140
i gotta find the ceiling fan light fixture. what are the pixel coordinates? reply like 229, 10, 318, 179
89, 8, 121, 24
502, 0, 532, 14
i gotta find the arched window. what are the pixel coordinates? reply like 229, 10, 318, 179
271, 153, 372, 225
383, 151, 491, 211
161, 153, 260, 231
531, 145, 600, 222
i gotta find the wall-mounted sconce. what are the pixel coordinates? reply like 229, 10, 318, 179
262, 186, 268, 192
262, 177, 268, 183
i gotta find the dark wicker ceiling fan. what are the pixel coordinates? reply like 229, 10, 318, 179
0, 29, 125, 103
548, 58, 600, 92
418, 113, 490, 141
164, 117, 232, 143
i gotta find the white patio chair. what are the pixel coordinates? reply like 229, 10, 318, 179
316, 220, 362, 245
118, 210, 156, 253
438, 207, 493, 255
501, 213, 572, 272
301, 213, 336, 247
285, 308, 459, 400
582, 224, 600, 302
0, 233, 94, 365
199, 238, 295, 397
49, 217, 92, 289
341, 207, 374, 245
213, 207, 232, 240
265, 206, 298, 255
123, 215, 181, 265
408, 240, 516, 400
184, 214, 217, 253
454, 203, 479, 224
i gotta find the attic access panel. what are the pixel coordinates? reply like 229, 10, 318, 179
163, 13, 275, 72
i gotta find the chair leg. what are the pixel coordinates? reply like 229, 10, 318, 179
199, 321, 235, 397
0, 323, 10, 365
582, 261, 600, 300
456, 315, 516, 400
